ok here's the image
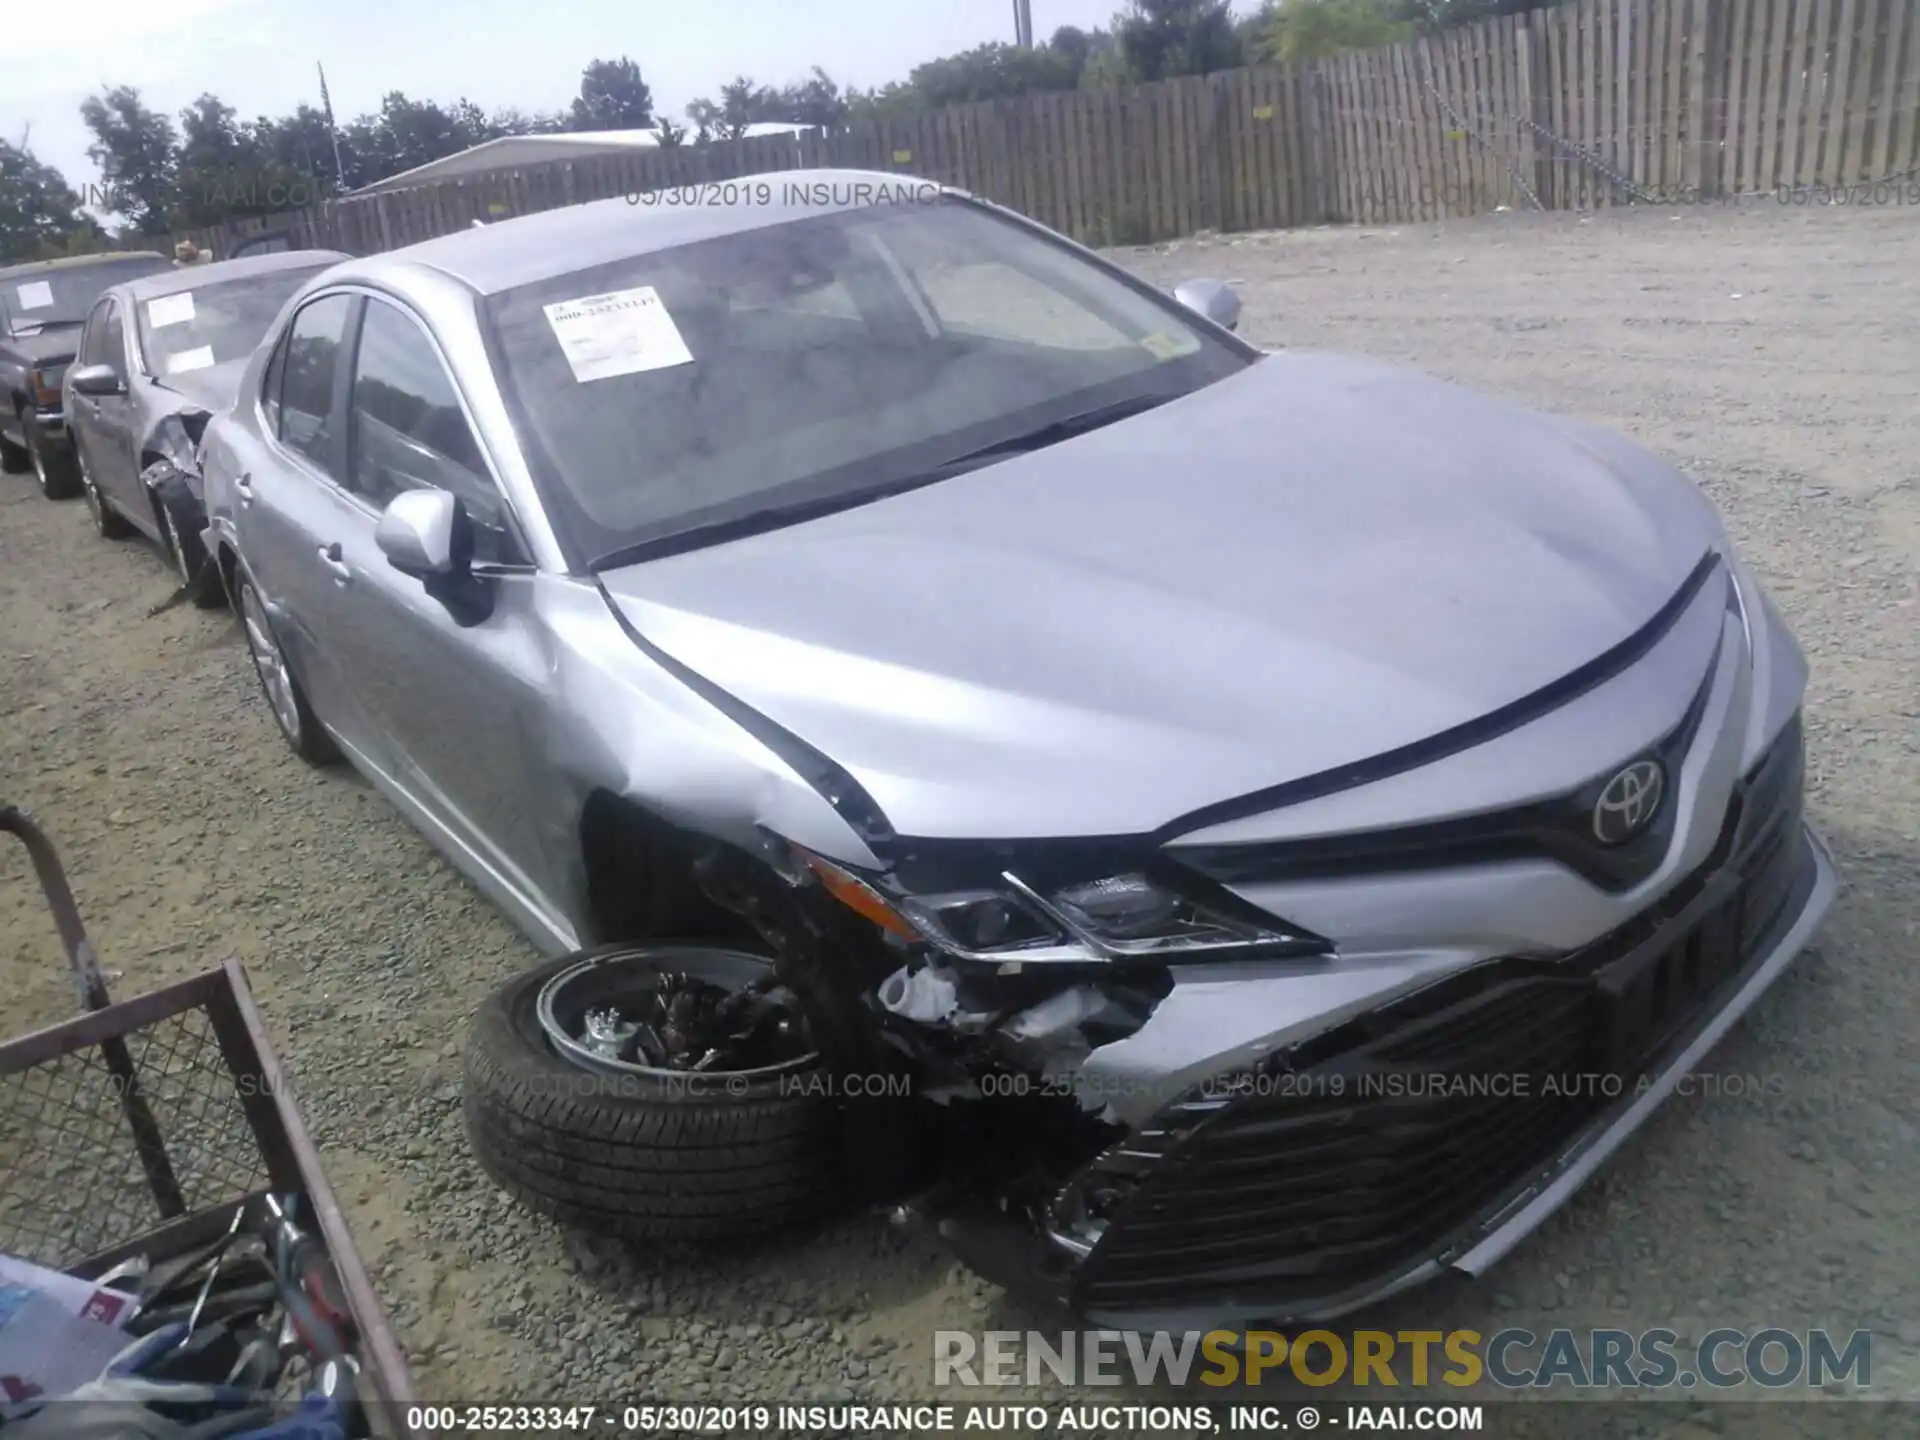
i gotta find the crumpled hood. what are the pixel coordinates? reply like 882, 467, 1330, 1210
598, 351, 1722, 841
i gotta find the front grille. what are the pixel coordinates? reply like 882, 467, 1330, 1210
1068, 716, 1809, 1318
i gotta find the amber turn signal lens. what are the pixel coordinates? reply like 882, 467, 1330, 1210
798, 851, 919, 941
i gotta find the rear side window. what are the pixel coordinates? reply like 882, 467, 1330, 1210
278, 294, 354, 476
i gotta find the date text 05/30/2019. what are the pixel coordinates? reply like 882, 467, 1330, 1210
626, 180, 944, 208
406, 1402, 1486, 1433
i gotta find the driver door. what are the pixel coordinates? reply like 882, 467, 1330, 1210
319, 294, 561, 918
71, 298, 145, 517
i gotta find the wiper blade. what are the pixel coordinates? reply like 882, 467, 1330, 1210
587, 394, 1177, 570
930, 392, 1175, 470
17, 317, 85, 332
589, 474, 950, 569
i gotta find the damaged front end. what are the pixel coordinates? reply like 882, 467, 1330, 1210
684, 708, 1826, 1332
688, 828, 1346, 1313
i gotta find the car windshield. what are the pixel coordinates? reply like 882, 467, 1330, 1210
135, 266, 335, 379
481, 198, 1250, 567
2, 257, 170, 335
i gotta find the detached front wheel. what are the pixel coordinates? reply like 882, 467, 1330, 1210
462, 945, 844, 1242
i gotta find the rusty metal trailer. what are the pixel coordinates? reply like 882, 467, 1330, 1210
0, 804, 418, 1435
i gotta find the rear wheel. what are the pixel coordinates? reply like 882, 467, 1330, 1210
237, 571, 337, 765
79, 452, 135, 538
463, 945, 844, 1242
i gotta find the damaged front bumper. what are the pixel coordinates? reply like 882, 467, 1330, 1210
926, 724, 1834, 1330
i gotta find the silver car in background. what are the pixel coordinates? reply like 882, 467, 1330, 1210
198, 170, 1834, 1327
62, 249, 348, 600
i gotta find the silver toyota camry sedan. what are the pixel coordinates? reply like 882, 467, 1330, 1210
199, 169, 1835, 1328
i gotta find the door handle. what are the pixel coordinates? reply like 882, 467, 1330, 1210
317, 542, 352, 584
233, 471, 254, 507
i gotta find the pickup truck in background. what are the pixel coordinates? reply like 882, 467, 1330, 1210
1, 252, 173, 497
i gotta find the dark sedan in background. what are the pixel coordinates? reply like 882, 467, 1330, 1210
1, 251, 172, 497
62, 248, 348, 601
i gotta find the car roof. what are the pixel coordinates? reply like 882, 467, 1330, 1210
334, 168, 955, 298
121, 249, 350, 300
0, 250, 170, 282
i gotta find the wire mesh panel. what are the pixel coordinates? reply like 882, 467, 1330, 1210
0, 977, 274, 1270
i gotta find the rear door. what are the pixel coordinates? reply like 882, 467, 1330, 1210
229, 290, 386, 757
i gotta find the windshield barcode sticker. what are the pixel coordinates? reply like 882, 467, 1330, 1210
543, 286, 693, 382
15, 281, 53, 310
167, 345, 215, 374
147, 293, 196, 329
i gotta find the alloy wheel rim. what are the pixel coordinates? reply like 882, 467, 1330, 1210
33, 445, 50, 492
240, 583, 302, 743
535, 948, 817, 1081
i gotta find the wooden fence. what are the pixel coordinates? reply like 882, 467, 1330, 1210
185, 0, 1920, 259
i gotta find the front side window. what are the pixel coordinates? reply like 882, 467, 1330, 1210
261, 332, 288, 435
346, 299, 517, 561
135, 265, 334, 380
100, 302, 126, 373
77, 300, 113, 366
482, 198, 1249, 567
278, 294, 355, 476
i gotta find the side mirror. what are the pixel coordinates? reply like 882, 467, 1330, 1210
375, 488, 469, 580
1173, 278, 1242, 334
68, 363, 124, 397
376, 487, 497, 624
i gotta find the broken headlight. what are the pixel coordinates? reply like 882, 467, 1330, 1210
897, 889, 1060, 955
803, 850, 1317, 964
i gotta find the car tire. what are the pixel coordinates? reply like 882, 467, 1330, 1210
79, 452, 136, 539
235, 569, 338, 766
25, 412, 80, 499
146, 462, 225, 607
463, 945, 844, 1243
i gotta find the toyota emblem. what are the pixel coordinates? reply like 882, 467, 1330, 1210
1592, 759, 1666, 845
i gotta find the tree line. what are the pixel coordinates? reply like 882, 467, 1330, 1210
1, 0, 1559, 263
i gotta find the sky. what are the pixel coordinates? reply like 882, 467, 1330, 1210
0, 0, 1262, 207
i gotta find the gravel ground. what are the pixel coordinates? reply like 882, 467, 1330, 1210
1, 199, 1916, 1437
